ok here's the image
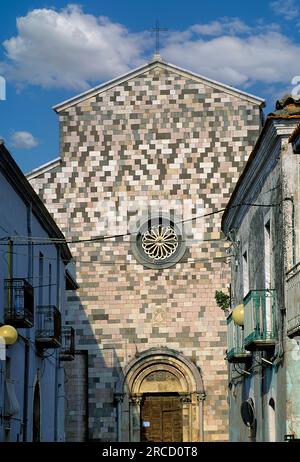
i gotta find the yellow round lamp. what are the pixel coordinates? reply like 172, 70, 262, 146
0, 325, 18, 345
232, 304, 244, 326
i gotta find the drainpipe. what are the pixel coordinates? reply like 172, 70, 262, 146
23, 205, 33, 441
7, 240, 13, 324
8, 239, 13, 281
22, 341, 29, 441
54, 246, 61, 441
8, 235, 30, 442
54, 350, 58, 441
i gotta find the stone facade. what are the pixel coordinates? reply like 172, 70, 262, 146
28, 59, 264, 441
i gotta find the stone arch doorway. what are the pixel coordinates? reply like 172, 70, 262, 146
115, 348, 205, 442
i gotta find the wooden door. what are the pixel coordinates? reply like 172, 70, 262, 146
140, 394, 183, 442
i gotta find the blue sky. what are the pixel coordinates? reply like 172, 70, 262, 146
1, 0, 300, 172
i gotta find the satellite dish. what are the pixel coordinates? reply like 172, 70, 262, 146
241, 398, 255, 427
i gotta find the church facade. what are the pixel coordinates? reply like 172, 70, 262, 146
28, 58, 264, 442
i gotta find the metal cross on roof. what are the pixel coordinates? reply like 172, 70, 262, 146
149, 20, 168, 55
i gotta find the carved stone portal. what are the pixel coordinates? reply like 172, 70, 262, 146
118, 348, 205, 442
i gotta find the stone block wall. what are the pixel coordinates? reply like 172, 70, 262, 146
29, 63, 262, 441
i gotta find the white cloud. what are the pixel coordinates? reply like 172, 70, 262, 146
0, 6, 300, 94
190, 18, 251, 36
190, 21, 224, 36
11, 131, 38, 149
162, 31, 300, 88
1, 4, 145, 90
270, 0, 299, 20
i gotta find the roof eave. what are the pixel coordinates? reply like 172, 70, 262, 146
222, 116, 300, 234
0, 142, 72, 262
26, 157, 61, 180
53, 60, 265, 113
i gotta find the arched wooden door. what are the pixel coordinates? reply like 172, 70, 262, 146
118, 348, 205, 442
140, 393, 183, 442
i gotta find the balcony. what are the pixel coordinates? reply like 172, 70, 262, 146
4, 279, 34, 328
244, 290, 277, 350
59, 326, 75, 361
35, 305, 61, 348
286, 263, 300, 338
226, 313, 252, 363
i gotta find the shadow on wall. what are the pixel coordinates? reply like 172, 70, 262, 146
63, 290, 125, 442
64, 281, 206, 443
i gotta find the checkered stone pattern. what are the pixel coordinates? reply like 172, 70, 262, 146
30, 64, 262, 442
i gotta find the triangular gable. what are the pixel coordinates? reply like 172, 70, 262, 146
26, 157, 61, 180
53, 59, 265, 113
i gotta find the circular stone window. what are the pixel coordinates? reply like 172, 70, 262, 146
131, 215, 186, 269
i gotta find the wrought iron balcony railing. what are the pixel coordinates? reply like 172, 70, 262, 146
35, 305, 61, 348
244, 290, 277, 350
226, 313, 251, 363
4, 279, 34, 328
286, 263, 300, 338
59, 326, 75, 361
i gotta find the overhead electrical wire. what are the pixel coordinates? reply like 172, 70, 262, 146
0, 200, 282, 247
0, 248, 232, 268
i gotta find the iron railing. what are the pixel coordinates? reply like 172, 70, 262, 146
4, 279, 34, 328
59, 326, 75, 361
244, 290, 277, 350
35, 305, 61, 348
226, 313, 251, 362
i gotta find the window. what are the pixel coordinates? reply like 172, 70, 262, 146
142, 223, 178, 260
38, 253, 44, 305
267, 398, 276, 442
48, 263, 52, 305
242, 250, 249, 298
132, 215, 186, 269
264, 220, 271, 289
264, 218, 272, 332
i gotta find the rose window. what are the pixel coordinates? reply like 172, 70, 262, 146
141, 225, 178, 260
131, 215, 186, 269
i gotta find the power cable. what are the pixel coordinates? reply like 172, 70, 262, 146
0, 200, 281, 246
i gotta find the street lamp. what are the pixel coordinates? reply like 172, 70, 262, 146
0, 325, 18, 345
232, 304, 244, 326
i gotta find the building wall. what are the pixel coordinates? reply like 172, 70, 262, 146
228, 162, 285, 441
0, 170, 67, 442
224, 119, 300, 441
282, 130, 300, 440
29, 64, 262, 441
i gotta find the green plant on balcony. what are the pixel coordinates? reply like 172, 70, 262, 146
215, 290, 230, 313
